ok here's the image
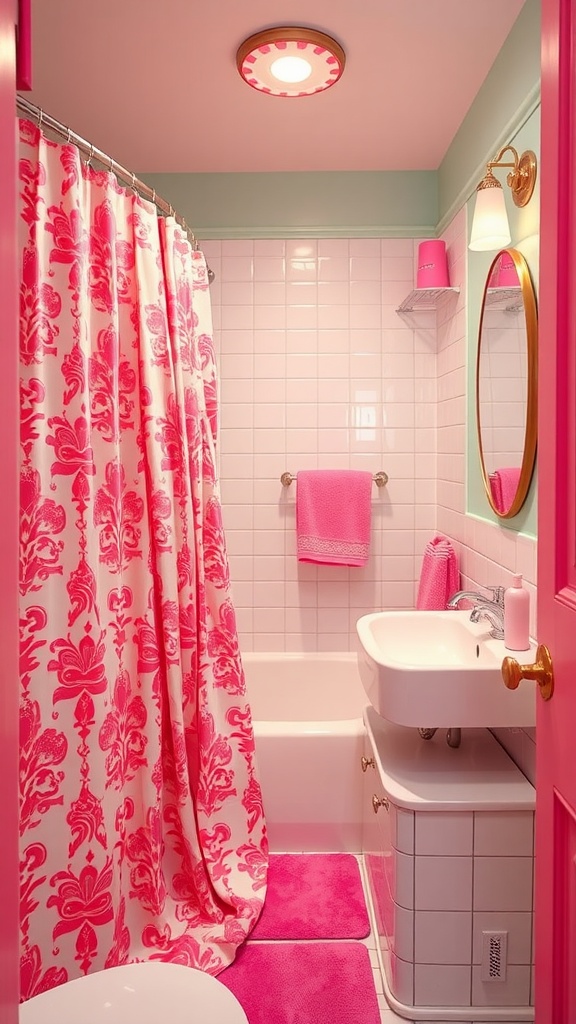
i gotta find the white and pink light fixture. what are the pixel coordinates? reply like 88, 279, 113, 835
469, 145, 538, 251
236, 27, 346, 98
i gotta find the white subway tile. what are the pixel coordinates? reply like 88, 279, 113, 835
471, 964, 531, 1007
221, 255, 253, 280
415, 856, 473, 911
473, 857, 533, 913
318, 238, 348, 257
392, 904, 414, 962
384, 949, 414, 1006
473, 811, 534, 857
415, 812, 473, 856
414, 963, 471, 1006
391, 849, 414, 910
286, 329, 317, 354
317, 255, 349, 281
415, 910, 472, 965
253, 257, 285, 282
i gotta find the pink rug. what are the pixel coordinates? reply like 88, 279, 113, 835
250, 853, 370, 940
220, 942, 381, 1024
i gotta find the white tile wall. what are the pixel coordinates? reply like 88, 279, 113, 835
473, 856, 533, 913
388, 848, 414, 911
415, 811, 473, 856
415, 855, 473, 911
471, 964, 532, 1007
414, 963, 471, 1006
473, 810, 534, 857
472, 911, 533, 965
205, 217, 538, 779
414, 910, 472, 965
389, 805, 414, 855
204, 237, 435, 654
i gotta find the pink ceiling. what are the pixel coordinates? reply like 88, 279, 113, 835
25, 0, 526, 174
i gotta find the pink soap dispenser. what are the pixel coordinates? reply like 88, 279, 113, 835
504, 573, 530, 651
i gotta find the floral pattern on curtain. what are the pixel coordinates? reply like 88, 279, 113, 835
18, 118, 267, 999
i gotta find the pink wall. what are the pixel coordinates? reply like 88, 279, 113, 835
0, 0, 22, 1018
203, 237, 438, 652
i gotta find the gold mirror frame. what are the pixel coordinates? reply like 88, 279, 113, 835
476, 248, 538, 519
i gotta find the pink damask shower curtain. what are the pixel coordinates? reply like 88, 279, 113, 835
18, 118, 267, 999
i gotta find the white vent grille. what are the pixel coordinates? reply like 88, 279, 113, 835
481, 930, 508, 982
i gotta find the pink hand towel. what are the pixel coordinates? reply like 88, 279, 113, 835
416, 535, 460, 610
490, 467, 521, 514
296, 469, 372, 567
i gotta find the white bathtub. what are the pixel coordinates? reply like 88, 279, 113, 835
242, 652, 367, 853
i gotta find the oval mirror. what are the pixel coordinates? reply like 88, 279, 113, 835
476, 248, 538, 519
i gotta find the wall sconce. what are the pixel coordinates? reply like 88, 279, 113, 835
469, 146, 538, 251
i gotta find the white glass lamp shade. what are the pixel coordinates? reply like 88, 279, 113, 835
469, 183, 512, 251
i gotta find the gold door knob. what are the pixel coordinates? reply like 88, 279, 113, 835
361, 756, 375, 772
372, 794, 389, 814
501, 643, 554, 701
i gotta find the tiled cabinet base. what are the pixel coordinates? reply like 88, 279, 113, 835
362, 706, 535, 1022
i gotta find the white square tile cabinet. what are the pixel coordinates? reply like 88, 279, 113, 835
362, 706, 535, 1022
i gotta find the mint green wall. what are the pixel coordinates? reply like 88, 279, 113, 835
466, 107, 540, 538
141, 171, 437, 240
141, 2, 539, 241
437, 0, 540, 232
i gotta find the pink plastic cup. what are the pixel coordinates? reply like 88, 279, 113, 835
493, 253, 520, 287
416, 239, 449, 289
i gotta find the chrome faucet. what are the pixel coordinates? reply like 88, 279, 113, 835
447, 586, 505, 640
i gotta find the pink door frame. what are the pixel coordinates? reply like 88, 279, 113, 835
0, 0, 21, 1020
536, 1, 576, 1020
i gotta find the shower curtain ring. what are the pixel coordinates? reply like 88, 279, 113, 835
108, 154, 114, 173
86, 143, 94, 168
169, 204, 174, 218
151, 188, 156, 204
37, 108, 43, 128
131, 172, 138, 196
66, 127, 72, 143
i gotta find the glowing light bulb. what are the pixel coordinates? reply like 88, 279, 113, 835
270, 56, 312, 84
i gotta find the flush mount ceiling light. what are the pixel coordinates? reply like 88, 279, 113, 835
469, 145, 538, 251
236, 27, 346, 97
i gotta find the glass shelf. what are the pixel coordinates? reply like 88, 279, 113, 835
396, 287, 460, 313
485, 286, 523, 312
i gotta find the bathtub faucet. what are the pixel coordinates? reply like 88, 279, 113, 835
447, 586, 505, 640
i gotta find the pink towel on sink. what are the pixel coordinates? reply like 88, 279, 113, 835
416, 535, 460, 610
296, 469, 372, 567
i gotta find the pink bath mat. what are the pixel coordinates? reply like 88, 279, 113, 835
250, 853, 370, 940
220, 942, 381, 1024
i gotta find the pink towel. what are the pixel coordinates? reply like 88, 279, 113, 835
489, 467, 521, 514
296, 470, 372, 567
416, 535, 460, 610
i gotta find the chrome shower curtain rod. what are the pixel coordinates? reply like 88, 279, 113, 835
16, 96, 214, 282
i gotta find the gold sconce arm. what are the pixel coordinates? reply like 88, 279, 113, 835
482, 145, 537, 208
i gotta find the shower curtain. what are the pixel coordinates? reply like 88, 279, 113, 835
18, 118, 267, 998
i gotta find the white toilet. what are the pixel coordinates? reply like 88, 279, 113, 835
19, 961, 248, 1024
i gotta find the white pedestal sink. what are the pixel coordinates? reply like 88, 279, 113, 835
356, 609, 536, 728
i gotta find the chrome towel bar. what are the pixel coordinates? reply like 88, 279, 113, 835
280, 470, 389, 488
